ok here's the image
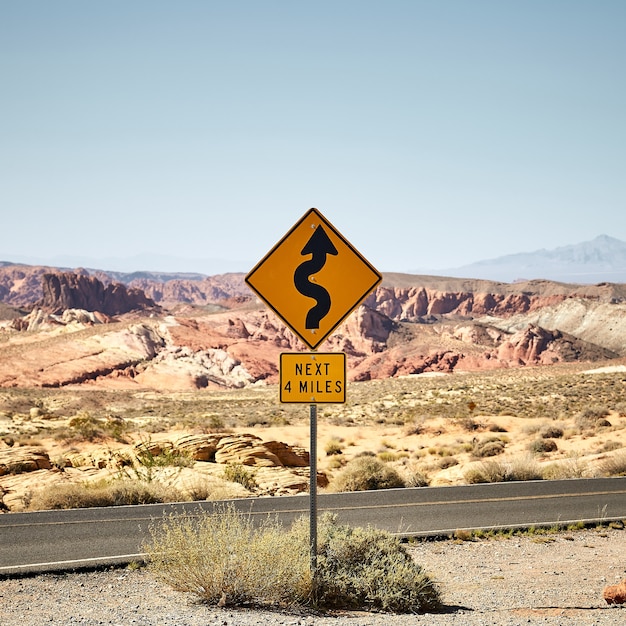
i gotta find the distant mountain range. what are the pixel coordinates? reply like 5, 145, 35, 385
420, 235, 626, 284
0, 253, 252, 277
3, 235, 626, 285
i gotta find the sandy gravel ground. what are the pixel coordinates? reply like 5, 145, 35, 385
1, 527, 625, 626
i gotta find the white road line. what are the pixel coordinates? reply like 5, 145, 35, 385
0, 553, 145, 572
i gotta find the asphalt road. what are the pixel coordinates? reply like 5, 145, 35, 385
1, 477, 625, 576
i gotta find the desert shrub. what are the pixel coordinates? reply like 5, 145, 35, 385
597, 452, 626, 477
145, 508, 441, 613
488, 422, 508, 433
222, 463, 257, 491
576, 406, 610, 429
459, 417, 480, 431
615, 402, 626, 417
542, 456, 590, 479
437, 456, 458, 469
324, 439, 344, 456
66, 412, 105, 441
596, 440, 623, 453
27, 479, 183, 510
327, 457, 405, 492
146, 505, 311, 608
315, 514, 441, 613
326, 456, 347, 470
403, 418, 426, 435
529, 439, 558, 454
540, 426, 563, 439
464, 456, 543, 484
464, 461, 508, 484
181, 476, 251, 502
473, 437, 506, 458
135, 446, 194, 469
403, 465, 430, 487
377, 451, 408, 462
508, 455, 544, 481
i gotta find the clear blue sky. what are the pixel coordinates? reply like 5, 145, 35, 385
1, 1, 624, 274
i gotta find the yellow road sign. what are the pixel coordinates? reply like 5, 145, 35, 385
246, 208, 382, 350
280, 352, 346, 403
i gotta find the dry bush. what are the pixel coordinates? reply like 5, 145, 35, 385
324, 439, 344, 456
27, 479, 183, 511
327, 457, 405, 492
221, 462, 257, 491
597, 452, 626, 477
315, 514, 441, 613
540, 425, 563, 439
403, 463, 430, 487
542, 456, 591, 479
437, 456, 459, 469
377, 451, 408, 463
403, 418, 427, 435
145, 507, 441, 613
146, 505, 311, 608
575, 406, 611, 430
464, 456, 543, 484
596, 440, 623, 453
529, 439, 558, 454
472, 437, 506, 458
181, 476, 250, 501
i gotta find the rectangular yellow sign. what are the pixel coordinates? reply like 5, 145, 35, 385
280, 352, 346, 403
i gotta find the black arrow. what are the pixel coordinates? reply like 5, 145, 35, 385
294, 225, 338, 329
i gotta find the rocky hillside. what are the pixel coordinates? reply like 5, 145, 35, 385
0, 264, 624, 389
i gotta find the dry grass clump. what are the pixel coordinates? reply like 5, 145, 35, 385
464, 455, 543, 484
181, 476, 249, 501
529, 439, 558, 454
597, 452, 626, 477
437, 456, 459, 469
542, 456, 590, 479
403, 463, 430, 487
472, 436, 507, 458
145, 506, 441, 613
324, 438, 344, 456
146, 505, 311, 608
377, 450, 409, 463
27, 479, 182, 510
326, 456, 405, 492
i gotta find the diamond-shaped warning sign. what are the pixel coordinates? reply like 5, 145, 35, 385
245, 208, 382, 350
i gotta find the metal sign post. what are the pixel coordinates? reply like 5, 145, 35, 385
245, 208, 381, 591
309, 402, 318, 587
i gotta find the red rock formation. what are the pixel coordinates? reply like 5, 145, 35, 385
39, 273, 158, 316
603, 579, 626, 605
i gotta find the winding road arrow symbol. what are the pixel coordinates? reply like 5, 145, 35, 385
293, 225, 338, 329
245, 208, 381, 350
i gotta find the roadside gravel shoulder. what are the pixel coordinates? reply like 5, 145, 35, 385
1, 527, 625, 625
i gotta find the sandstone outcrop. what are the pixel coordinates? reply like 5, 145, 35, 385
0, 446, 52, 476
0, 432, 318, 511
0, 322, 167, 387
603, 579, 626, 605
2, 266, 625, 389
39, 272, 158, 316
139, 434, 309, 470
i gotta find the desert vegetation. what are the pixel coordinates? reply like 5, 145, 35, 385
1, 362, 625, 511
145, 505, 441, 613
